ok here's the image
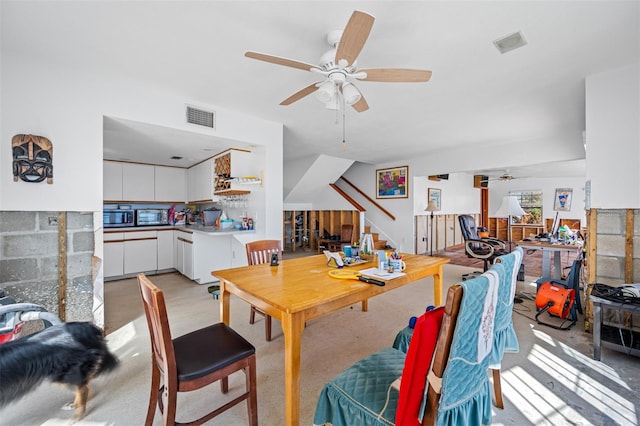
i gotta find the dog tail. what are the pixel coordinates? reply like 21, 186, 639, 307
98, 347, 119, 376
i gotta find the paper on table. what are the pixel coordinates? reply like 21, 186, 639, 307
359, 267, 406, 281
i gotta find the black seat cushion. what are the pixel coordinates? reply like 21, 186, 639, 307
173, 323, 255, 382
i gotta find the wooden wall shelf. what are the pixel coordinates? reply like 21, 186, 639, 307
213, 189, 250, 196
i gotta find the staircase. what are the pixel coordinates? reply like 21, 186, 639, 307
364, 226, 389, 250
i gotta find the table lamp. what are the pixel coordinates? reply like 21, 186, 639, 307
495, 195, 527, 251
425, 200, 439, 256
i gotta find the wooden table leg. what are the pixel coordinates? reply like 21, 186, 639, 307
433, 266, 444, 306
282, 311, 305, 426
220, 280, 230, 325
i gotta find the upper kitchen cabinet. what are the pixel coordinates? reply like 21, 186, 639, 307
104, 160, 124, 200
122, 163, 155, 201
187, 158, 215, 203
155, 166, 186, 203
104, 160, 186, 203
214, 149, 259, 195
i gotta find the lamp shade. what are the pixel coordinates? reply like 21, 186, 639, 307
425, 200, 439, 212
341, 82, 361, 105
494, 195, 526, 217
316, 81, 335, 103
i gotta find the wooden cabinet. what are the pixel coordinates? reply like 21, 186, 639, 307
488, 217, 544, 241
123, 230, 158, 274
155, 166, 186, 203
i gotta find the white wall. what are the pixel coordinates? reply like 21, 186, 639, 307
586, 62, 640, 208
488, 177, 587, 226
413, 173, 480, 216
1, 50, 283, 241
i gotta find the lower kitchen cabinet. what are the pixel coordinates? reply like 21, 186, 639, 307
157, 229, 174, 270
174, 230, 195, 280
104, 232, 124, 278
124, 231, 158, 274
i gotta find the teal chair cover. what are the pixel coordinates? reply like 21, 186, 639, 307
436, 274, 498, 426
490, 247, 523, 368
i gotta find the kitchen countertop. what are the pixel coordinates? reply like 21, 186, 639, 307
104, 225, 255, 235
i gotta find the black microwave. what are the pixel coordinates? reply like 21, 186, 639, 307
103, 210, 135, 228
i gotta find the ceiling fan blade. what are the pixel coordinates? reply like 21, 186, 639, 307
280, 83, 320, 105
358, 68, 432, 82
351, 94, 369, 112
245, 51, 318, 72
335, 11, 374, 67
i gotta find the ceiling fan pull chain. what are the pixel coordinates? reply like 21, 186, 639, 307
342, 98, 346, 150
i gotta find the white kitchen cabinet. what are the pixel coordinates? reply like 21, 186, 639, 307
187, 159, 215, 203
213, 149, 261, 194
183, 239, 194, 280
191, 233, 233, 284
157, 229, 174, 270
104, 161, 123, 201
103, 232, 124, 277
155, 166, 186, 202
123, 230, 158, 274
174, 230, 194, 279
122, 163, 155, 201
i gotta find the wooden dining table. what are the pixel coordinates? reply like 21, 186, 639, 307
211, 253, 450, 426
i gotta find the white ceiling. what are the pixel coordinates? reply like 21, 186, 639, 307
3, 1, 638, 177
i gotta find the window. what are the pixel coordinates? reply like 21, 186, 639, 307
509, 190, 542, 224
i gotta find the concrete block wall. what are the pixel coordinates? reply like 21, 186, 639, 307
595, 209, 640, 285
0, 211, 94, 321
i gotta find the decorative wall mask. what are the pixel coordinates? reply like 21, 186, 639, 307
12, 134, 53, 184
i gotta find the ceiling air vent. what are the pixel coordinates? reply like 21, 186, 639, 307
493, 31, 527, 54
186, 106, 215, 129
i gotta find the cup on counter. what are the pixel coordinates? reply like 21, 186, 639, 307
343, 245, 352, 257
389, 259, 406, 271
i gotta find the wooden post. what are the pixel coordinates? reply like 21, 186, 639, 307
57, 211, 67, 322
625, 209, 634, 283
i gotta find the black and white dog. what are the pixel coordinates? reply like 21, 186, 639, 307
0, 322, 119, 419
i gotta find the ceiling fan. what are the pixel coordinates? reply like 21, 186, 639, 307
244, 10, 432, 112
480, 171, 526, 182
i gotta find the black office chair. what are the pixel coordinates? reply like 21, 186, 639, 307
459, 215, 509, 278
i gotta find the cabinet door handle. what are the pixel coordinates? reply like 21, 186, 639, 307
178, 237, 193, 244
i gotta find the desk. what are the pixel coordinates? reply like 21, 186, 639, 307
590, 295, 640, 360
517, 240, 581, 279
211, 254, 450, 426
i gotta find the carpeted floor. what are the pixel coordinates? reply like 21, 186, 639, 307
1, 258, 637, 426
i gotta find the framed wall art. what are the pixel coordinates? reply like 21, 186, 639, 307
376, 165, 408, 199
554, 188, 572, 211
428, 188, 441, 210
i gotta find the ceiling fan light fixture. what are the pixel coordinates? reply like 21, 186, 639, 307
316, 80, 335, 103
342, 82, 361, 105
324, 96, 340, 110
